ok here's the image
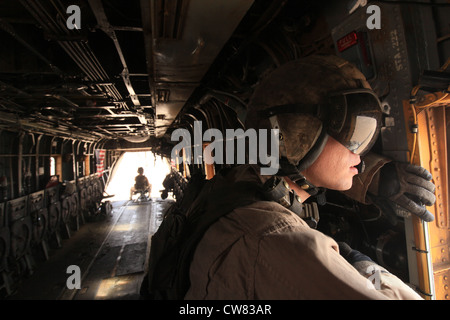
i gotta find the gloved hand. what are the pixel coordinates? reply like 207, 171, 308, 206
371, 162, 436, 222
338, 242, 373, 264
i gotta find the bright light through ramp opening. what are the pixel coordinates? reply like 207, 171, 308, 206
105, 151, 172, 201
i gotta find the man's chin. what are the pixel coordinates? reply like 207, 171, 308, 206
331, 182, 353, 191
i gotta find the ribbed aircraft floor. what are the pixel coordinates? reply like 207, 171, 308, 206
6, 198, 171, 300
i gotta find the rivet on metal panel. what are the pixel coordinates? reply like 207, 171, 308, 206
426, 108, 448, 229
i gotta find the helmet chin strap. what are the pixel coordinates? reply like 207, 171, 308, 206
276, 157, 326, 205
275, 128, 329, 201
293, 173, 327, 206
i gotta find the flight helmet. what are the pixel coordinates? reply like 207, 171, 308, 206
245, 55, 382, 194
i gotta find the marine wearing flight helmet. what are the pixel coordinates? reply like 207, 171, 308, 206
247, 54, 435, 222
185, 55, 435, 299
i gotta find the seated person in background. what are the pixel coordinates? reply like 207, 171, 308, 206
130, 167, 152, 200
45, 175, 60, 188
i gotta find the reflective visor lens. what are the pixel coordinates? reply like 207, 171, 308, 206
327, 90, 382, 155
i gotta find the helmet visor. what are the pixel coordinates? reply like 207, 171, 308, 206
326, 89, 382, 155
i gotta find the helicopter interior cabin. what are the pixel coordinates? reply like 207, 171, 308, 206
0, 0, 449, 302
